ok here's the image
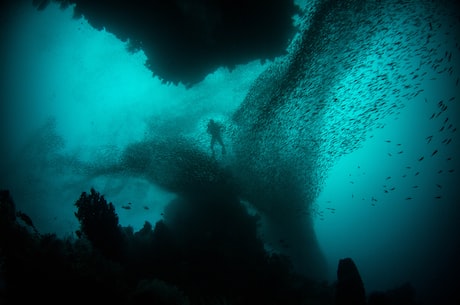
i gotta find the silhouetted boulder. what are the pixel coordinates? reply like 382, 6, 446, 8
335, 257, 366, 305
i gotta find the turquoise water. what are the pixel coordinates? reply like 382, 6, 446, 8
1, 1, 459, 303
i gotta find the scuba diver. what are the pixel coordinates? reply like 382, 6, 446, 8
207, 119, 226, 157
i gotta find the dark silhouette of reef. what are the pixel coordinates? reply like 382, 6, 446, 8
0, 186, 423, 305
0, 186, 335, 305
30, 0, 300, 87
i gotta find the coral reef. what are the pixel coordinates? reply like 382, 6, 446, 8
0, 188, 334, 305
1, 188, 423, 305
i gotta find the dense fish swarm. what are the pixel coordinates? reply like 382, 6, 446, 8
227, 0, 458, 275
232, 0, 458, 214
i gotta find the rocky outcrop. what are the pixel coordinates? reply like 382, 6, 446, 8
335, 257, 366, 305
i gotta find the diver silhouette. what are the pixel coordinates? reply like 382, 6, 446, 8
207, 119, 226, 157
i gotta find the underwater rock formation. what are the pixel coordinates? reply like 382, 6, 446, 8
335, 257, 366, 305
32, 0, 300, 86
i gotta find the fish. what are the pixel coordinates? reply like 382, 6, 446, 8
426, 135, 433, 143
431, 150, 438, 156
418, 156, 424, 161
